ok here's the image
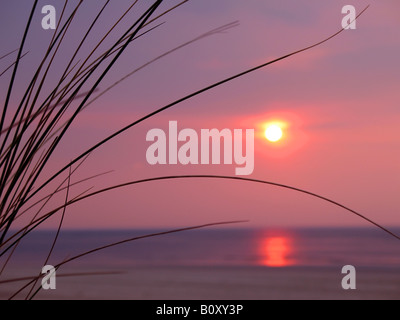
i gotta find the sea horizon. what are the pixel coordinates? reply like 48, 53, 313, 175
5, 226, 400, 268
2, 226, 400, 300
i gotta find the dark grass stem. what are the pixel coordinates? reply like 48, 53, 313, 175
0, 0, 164, 244
0, 1, 38, 137
1, 171, 398, 262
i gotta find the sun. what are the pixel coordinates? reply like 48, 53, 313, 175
265, 124, 283, 142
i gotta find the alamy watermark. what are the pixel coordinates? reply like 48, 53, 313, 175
41, 5, 56, 30
341, 265, 356, 290
146, 121, 254, 176
40, 4, 359, 31
41, 265, 56, 290
342, 5, 357, 30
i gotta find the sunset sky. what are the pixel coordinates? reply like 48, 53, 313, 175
1, 0, 399, 229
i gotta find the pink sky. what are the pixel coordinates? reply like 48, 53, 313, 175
1, 0, 399, 229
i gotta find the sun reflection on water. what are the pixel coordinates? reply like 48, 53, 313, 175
259, 234, 295, 267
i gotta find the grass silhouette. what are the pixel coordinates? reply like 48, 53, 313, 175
1, 1, 393, 300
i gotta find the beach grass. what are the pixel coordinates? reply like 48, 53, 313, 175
0, 1, 387, 300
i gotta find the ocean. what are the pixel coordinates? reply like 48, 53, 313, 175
1, 227, 400, 299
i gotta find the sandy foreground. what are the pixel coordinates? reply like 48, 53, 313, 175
1, 265, 399, 300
